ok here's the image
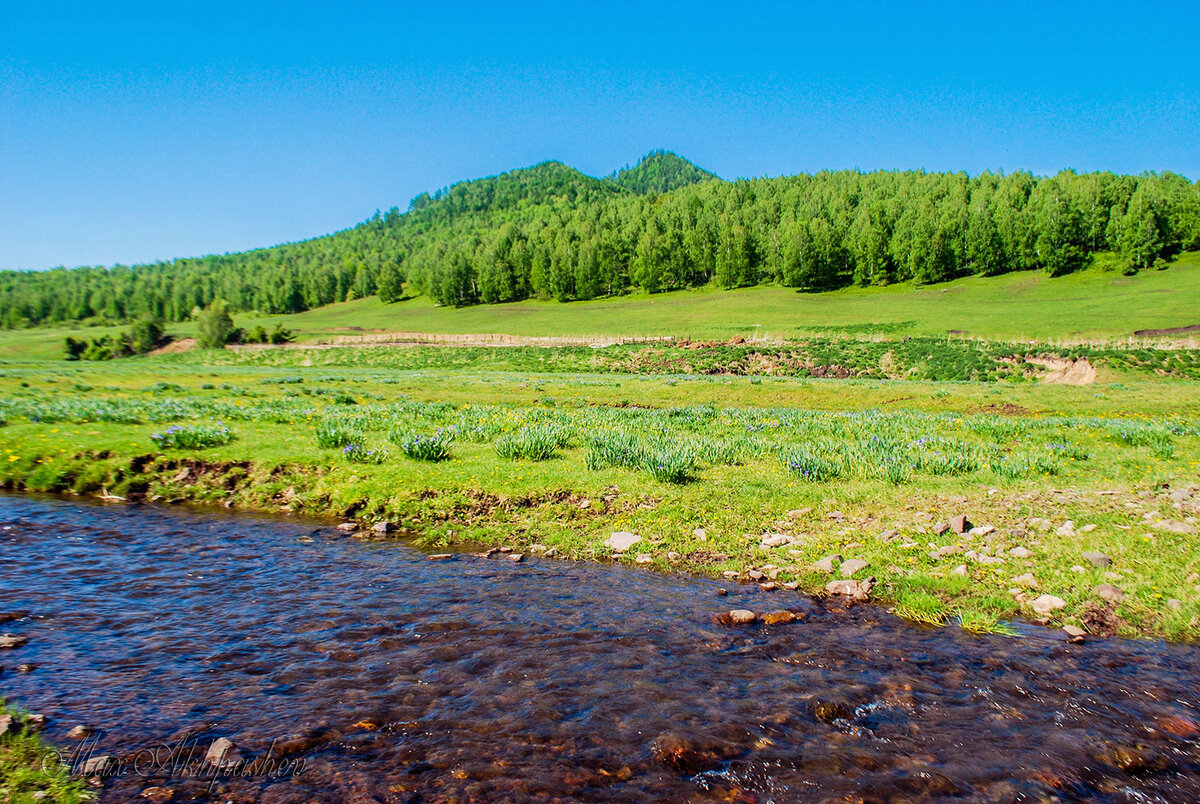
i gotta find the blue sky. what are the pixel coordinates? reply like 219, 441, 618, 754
2, 1, 1197, 270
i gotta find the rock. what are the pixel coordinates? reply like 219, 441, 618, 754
82, 756, 117, 776
0, 714, 13, 737
879, 529, 901, 542
950, 564, 969, 577
1093, 583, 1125, 603
782, 581, 800, 590
761, 610, 799, 625
1009, 546, 1032, 558
825, 578, 874, 601
840, 558, 870, 578
808, 697, 853, 723
747, 569, 765, 580
667, 551, 681, 561
605, 531, 642, 552
1155, 714, 1200, 739
977, 555, 1005, 565
1013, 573, 1038, 588
1056, 520, 1076, 536
932, 545, 962, 558
787, 508, 812, 519
371, 521, 394, 535
715, 588, 727, 596
1070, 565, 1088, 574
651, 734, 726, 775
336, 522, 358, 532
950, 514, 971, 534
812, 554, 843, 573
1080, 524, 1097, 533
634, 554, 652, 564
1167, 598, 1183, 611
1063, 625, 1087, 643
205, 737, 243, 768
1031, 595, 1067, 616
727, 609, 757, 626
66, 725, 95, 739
17, 664, 34, 673
692, 528, 707, 541
1082, 551, 1112, 568
969, 525, 995, 537
509, 553, 526, 563
140, 787, 175, 802
1151, 519, 1197, 534
25, 714, 45, 731
760, 533, 791, 548
826, 511, 845, 521
528, 544, 550, 554
759, 582, 777, 591
0, 634, 28, 649
427, 553, 453, 561
933, 521, 950, 536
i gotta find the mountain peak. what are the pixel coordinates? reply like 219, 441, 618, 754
607, 150, 719, 195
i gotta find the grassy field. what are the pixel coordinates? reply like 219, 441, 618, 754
3, 254, 1199, 363
2, 344, 1198, 640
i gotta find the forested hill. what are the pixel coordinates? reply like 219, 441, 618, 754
2, 151, 1198, 329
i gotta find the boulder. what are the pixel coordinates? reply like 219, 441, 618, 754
335, 522, 358, 532
1031, 595, 1067, 616
726, 609, 757, 626
427, 554, 453, 561
840, 558, 870, 578
605, 531, 642, 552
0, 714, 13, 737
692, 528, 707, 541
509, 553, 526, 563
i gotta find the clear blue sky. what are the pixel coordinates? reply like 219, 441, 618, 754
2, 1, 1197, 271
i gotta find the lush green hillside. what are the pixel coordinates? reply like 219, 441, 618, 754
1, 152, 1197, 329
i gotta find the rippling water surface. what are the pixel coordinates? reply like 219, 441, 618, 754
3, 494, 1200, 803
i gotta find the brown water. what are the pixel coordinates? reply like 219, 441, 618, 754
2, 495, 1200, 803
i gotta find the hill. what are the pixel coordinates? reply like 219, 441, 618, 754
0, 155, 1197, 329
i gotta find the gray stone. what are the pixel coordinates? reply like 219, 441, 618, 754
727, 609, 757, 625
205, 737, 242, 768
812, 554, 843, 573
1167, 598, 1183, 611
0, 714, 13, 737
371, 521, 394, 534
825, 578, 874, 601
1013, 573, 1038, 588
66, 725, 95, 739
1082, 551, 1112, 568
605, 531, 642, 552
1151, 519, 1197, 535
82, 756, 116, 776
760, 533, 792, 548
1063, 625, 1087, 643
0, 634, 28, 649
1093, 583, 1125, 603
950, 564, 969, 577
634, 554, 652, 564
840, 558, 870, 577
1031, 595, 1067, 616
933, 521, 950, 536
950, 514, 970, 534
1009, 546, 1033, 558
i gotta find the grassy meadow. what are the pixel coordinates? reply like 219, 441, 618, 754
1, 334, 1198, 640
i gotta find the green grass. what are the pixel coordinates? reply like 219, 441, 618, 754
4, 253, 1200, 362
0, 345, 1198, 639
0, 704, 95, 804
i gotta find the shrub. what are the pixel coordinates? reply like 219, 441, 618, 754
314, 420, 362, 449
342, 444, 388, 464
150, 423, 233, 450
391, 428, 454, 461
196, 300, 235, 349
494, 425, 567, 461
586, 430, 646, 471
780, 447, 844, 481
641, 444, 697, 483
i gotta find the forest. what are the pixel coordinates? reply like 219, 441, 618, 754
1, 151, 1198, 328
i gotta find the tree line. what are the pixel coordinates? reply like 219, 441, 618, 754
3, 152, 1197, 328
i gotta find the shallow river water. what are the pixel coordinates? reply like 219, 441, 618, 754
3, 495, 1200, 803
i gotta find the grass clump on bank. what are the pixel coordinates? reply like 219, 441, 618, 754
149, 422, 233, 450
0, 704, 94, 804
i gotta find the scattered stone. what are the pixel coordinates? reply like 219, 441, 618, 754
25, 714, 45, 731
969, 525, 995, 537
1009, 546, 1033, 559
66, 725, 95, 739
722, 570, 740, 578
140, 788, 175, 802
1013, 573, 1038, 588
1188, 573, 1200, 584
0, 714, 13, 737
727, 610, 757, 626
748, 569, 765, 580
1151, 519, 1197, 535
509, 553, 526, 563
651, 734, 726, 775
826, 511, 845, 521
0, 634, 28, 649
1031, 595, 1067, 616
528, 544, 550, 554
825, 578, 874, 601
1082, 551, 1112, 568
760, 533, 792, 548
812, 554, 842, 574
782, 581, 800, 590
336, 522, 358, 532
950, 514, 971, 534
977, 555, 1005, 565
692, 528, 707, 541
932, 544, 963, 558
1070, 565, 1088, 574
82, 756, 117, 776
1155, 715, 1200, 739
840, 558, 870, 578
934, 521, 950, 536
17, 664, 34, 673
879, 529, 901, 542
605, 531, 642, 552
759, 582, 777, 591
1167, 598, 1183, 611
498, 546, 513, 553
715, 588, 727, 597
1093, 583, 1125, 603
1063, 625, 1087, 643
206, 737, 242, 768
371, 521, 394, 535
667, 551, 681, 561
1056, 520, 1076, 536
427, 554, 453, 561
950, 564, 969, 577
787, 508, 812, 519
1080, 524, 1098, 533
761, 610, 798, 625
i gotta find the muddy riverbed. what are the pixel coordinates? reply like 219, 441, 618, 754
2, 494, 1200, 802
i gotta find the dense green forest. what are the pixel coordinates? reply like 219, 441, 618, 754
2, 150, 1198, 328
